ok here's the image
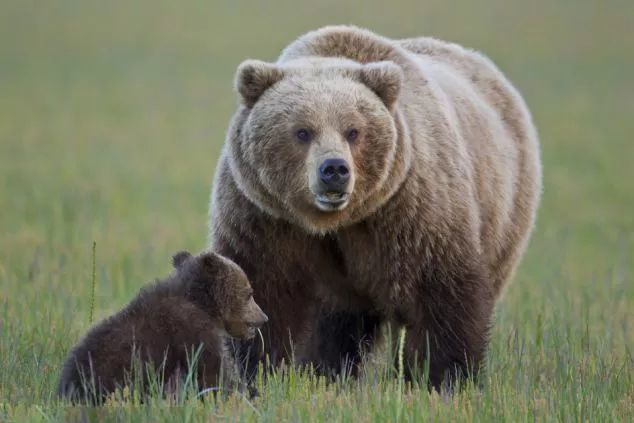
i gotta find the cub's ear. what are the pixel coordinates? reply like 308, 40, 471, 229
200, 252, 229, 272
359, 61, 403, 110
172, 251, 192, 269
235, 60, 284, 107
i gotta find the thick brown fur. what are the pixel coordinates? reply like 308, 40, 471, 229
57, 251, 268, 403
209, 26, 541, 389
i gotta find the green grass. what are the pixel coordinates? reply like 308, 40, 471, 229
0, 0, 632, 421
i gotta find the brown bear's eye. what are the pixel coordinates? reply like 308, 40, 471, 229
346, 128, 359, 142
296, 128, 313, 142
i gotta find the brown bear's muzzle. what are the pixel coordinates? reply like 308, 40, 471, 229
313, 158, 352, 211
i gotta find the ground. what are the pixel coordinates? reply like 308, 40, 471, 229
0, 0, 632, 421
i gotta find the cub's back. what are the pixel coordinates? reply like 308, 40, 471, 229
57, 290, 213, 401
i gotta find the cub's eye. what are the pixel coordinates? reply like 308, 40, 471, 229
346, 128, 359, 142
296, 128, 313, 142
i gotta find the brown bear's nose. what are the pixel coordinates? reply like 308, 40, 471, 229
318, 158, 350, 191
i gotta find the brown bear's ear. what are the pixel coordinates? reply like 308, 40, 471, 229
172, 251, 192, 269
235, 60, 285, 108
359, 61, 403, 110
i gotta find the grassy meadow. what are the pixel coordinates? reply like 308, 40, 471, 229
0, 0, 632, 420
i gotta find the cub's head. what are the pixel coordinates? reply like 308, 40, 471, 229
172, 251, 268, 339
229, 57, 404, 233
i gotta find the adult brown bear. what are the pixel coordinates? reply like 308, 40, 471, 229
209, 25, 541, 389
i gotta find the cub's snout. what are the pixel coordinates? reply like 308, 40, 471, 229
245, 297, 268, 328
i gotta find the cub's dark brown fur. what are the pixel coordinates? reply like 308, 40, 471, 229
57, 251, 267, 402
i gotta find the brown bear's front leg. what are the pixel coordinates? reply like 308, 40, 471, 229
304, 310, 382, 377
211, 215, 321, 382
396, 265, 495, 391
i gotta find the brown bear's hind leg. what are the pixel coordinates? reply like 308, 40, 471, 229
399, 265, 495, 391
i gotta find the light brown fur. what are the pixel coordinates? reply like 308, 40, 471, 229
209, 26, 541, 389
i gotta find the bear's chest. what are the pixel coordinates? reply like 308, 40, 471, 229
320, 224, 401, 303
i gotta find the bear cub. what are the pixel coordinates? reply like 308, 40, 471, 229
57, 250, 268, 403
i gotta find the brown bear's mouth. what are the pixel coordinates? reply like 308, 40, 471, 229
314, 191, 349, 211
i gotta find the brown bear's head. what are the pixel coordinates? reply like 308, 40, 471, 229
172, 251, 268, 339
228, 57, 404, 233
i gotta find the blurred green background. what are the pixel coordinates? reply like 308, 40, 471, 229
0, 0, 632, 419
